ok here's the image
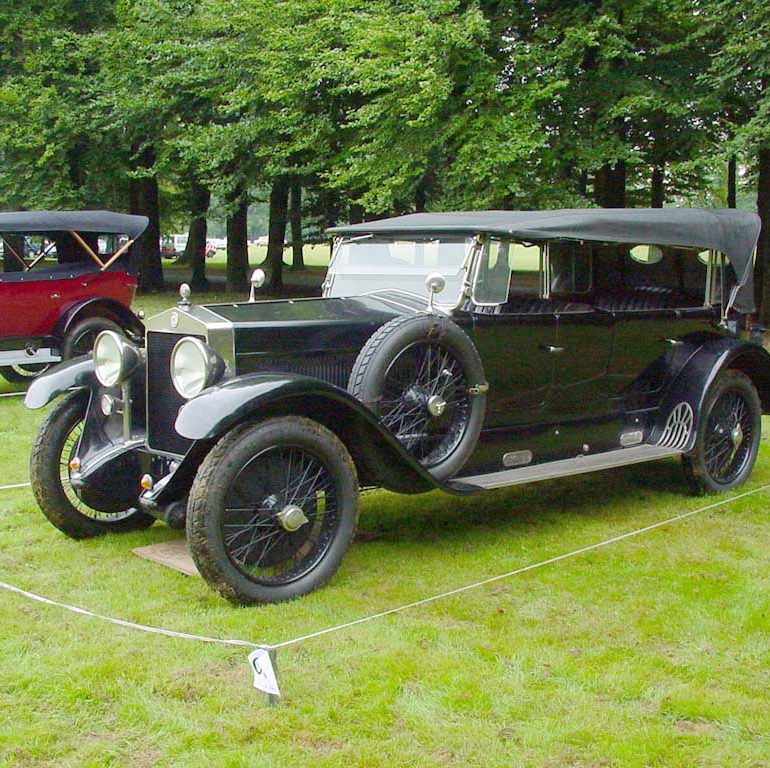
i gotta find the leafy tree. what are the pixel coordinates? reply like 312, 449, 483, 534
706, 0, 770, 321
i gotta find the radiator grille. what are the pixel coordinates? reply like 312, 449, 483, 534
239, 353, 357, 389
146, 331, 204, 455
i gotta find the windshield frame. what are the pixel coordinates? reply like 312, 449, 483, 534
323, 233, 479, 310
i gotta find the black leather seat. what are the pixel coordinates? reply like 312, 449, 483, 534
593, 286, 685, 312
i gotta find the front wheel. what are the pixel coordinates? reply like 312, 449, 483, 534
30, 390, 155, 538
186, 416, 360, 605
682, 370, 762, 495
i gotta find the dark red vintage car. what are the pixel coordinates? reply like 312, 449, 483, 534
0, 211, 147, 381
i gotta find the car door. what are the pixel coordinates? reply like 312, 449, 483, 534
463, 238, 557, 428
467, 301, 557, 428
545, 241, 615, 419
549, 302, 615, 419
599, 245, 717, 409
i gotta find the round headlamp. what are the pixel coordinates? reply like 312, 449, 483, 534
93, 330, 140, 387
170, 337, 224, 399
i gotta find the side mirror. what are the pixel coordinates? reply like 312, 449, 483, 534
425, 272, 446, 311
248, 269, 266, 302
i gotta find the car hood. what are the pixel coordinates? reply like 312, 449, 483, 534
201, 292, 428, 373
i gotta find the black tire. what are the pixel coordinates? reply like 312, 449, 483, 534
0, 363, 50, 382
29, 390, 155, 539
62, 317, 123, 360
682, 369, 762, 495
348, 314, 486, 480
186, 416, 360, 605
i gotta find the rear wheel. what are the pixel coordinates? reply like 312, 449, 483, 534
187, 416, 359, 604
62, 317, 123, 360
30, 391, 154, 538
682, 370, 762, 495
0, 363, 50, 382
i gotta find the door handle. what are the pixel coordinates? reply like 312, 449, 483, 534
660, 338, 684, 347
539, 344, 565, 354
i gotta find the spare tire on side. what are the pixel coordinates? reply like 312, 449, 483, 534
348, 314, 487, 480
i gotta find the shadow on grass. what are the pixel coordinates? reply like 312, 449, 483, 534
352, 457, 693, 548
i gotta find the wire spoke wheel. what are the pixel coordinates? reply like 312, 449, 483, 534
222, 445, 340, 585
30, 390, 153, 538
187, 416, 359, 604
57, 421, 136, 522
682, 369, 762, 495
348, 314, 486, 480
380, 340, 470, 466
703, 388, 754, 484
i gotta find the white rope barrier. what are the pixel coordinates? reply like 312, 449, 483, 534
0, 482, 31, 491
1, 484, 767, 656
270, 483, 770, 648
0, 579, 258, 648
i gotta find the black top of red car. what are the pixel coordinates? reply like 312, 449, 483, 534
0, 210, 148, 240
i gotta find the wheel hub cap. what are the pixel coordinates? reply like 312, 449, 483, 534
730, 423, 744, 448
427, 394, 447, 418
276, 504, 309, 532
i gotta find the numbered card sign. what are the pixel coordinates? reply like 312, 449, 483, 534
248, 648, 280, 697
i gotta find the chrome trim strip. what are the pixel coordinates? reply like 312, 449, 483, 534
502, 450, 533, 468
619, 430, 643, 447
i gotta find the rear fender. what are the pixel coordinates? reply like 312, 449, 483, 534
55, 297, 145, 341
175, 374, 476, 495
24, 357, 95, 409
652, 338, 770, 450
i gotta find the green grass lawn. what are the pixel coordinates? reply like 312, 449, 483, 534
1, 289, 769, 766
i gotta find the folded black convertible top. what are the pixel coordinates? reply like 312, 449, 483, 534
0, 210, 149, 240
330, 208, 761, 313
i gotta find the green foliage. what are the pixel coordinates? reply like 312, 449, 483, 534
0, 0, 766, 235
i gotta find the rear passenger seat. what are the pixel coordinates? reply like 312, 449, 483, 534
592, 286, 686, 312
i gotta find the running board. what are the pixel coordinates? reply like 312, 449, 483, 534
455, 444, 684, 491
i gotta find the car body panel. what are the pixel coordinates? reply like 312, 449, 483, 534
26, 209, 770, 521
0, 268, 136, 339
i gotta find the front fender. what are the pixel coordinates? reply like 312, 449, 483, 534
24, 356, 94, 409
176, 374, 477, 495
654, 338, 770, 450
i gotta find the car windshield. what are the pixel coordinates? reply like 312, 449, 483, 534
325, 235, 472, 306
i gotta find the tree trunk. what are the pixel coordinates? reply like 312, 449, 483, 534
129, 145, 163, 291
651, 166, 664, 208
266, 178, 290, 293
608, 161, 626, 208
594, 160, 626, 208
289, 182, 304, 270
186, 177, 211, 290
324, 193, 339, 260
226, 188, 249, 293
727, 156, 737, 208
594, 163, 625, 208
578, 169, 589, 199
415, 179, 427, 212
756, 147, 770, 324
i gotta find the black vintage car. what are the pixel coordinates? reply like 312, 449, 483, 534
25, 208, 770, 604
